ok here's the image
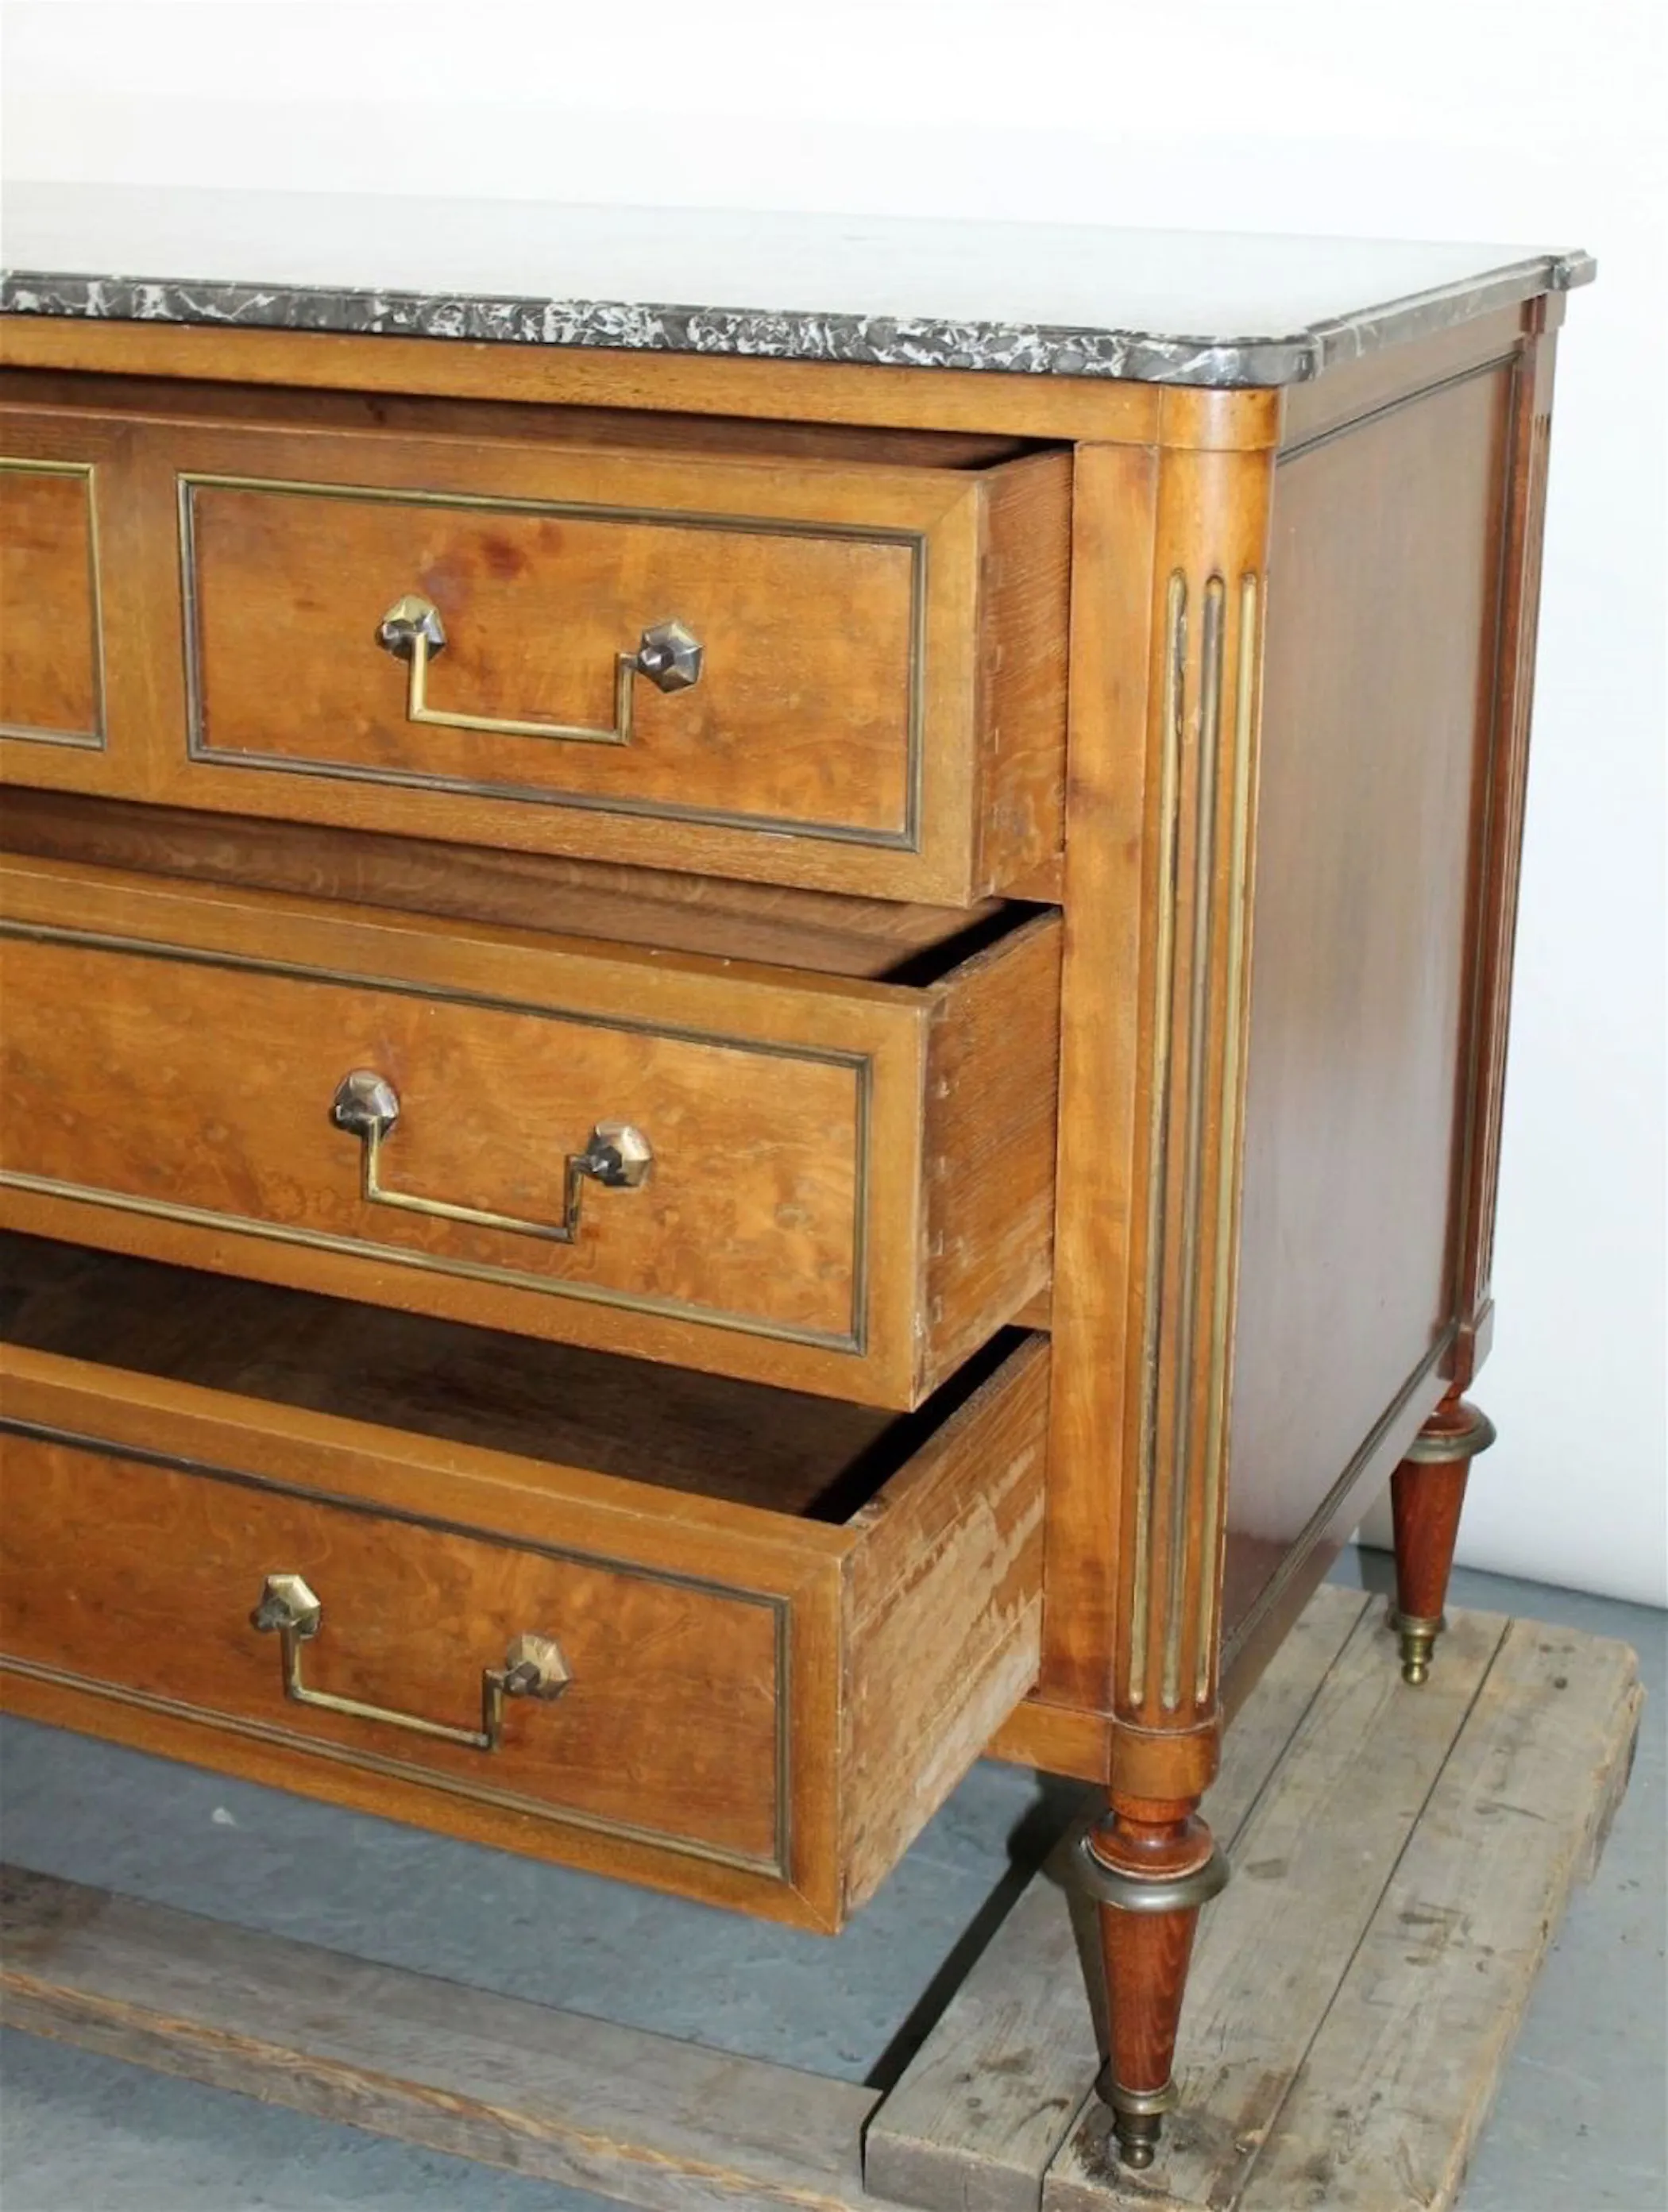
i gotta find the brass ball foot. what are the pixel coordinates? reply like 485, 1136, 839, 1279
1114, 2111, 1161, 2168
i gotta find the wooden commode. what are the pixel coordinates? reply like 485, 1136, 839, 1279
0, 196, 1589, 2169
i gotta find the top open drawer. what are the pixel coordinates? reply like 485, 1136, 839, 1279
0, 398, 1070, 903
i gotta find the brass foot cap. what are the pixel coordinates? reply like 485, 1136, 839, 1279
1114, 2111, 1163, 2169
1391, 1610, 1445, 1687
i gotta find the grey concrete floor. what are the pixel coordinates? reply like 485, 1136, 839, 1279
1, 1553, 1662, 2212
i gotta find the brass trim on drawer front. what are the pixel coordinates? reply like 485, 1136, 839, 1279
176, 473, 929, 854
0, 919, 875, 1357
0, 1414, 793, 1881
1, 1657, 790, 1878
0, 456, 107, 752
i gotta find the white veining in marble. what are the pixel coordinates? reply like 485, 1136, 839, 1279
0, 183, 1593, 385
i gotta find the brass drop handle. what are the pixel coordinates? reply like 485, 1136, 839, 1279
250, 1573, 570, 1754
375, 593, 702, 747
330, 1070, 651, 1245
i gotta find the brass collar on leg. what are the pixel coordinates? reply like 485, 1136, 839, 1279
1404, 1403, 1498, 1463
1071, 1832, 1231, 1915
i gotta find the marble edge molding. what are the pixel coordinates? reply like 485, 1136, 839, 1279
0, 249, 1594, 388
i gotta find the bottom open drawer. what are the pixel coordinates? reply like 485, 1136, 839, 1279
0, 1234, 1045, 1932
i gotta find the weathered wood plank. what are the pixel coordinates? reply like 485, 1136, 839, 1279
1043, 1605, 1508, 2212
1238, 1619, 1643, 2212
0, 1866, 878, 2212
863, 1588, 1369, 2212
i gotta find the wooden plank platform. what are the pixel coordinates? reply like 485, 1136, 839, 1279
0, 1592, 1641, 2212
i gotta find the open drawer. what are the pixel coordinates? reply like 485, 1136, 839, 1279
0, 853, 1060, 1407
0, 1234, 1047, 1931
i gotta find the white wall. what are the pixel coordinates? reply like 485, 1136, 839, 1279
4, 0, 1664, 1606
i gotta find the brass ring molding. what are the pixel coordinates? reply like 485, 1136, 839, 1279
249, 1573, 570, 1754
330, 1069, 652, 1246
375, 593, 702, 746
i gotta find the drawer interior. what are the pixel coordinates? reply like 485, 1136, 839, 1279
0, 1231, 1021, 1526
1, 369, 1049, 473
0, 789, 1030, 985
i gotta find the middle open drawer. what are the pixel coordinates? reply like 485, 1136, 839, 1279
0, 855, 1059, 1406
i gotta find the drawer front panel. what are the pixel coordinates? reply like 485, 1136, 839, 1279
0, 925, 867, 1352
185, 474, 921, 847
0, 404, 1070, 901
0, 457, 103, 749
0, 1319, 1050, 1927
0, 1427, 784, 1869
0, 856, 1058, 1405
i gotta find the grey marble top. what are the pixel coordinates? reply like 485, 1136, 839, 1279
0, 184, 1594, 388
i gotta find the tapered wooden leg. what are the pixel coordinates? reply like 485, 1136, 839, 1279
1075, 1797, 1228, 2168
1389, 1394, 1496, 1684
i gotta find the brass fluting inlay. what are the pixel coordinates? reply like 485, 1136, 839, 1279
1127, 567, 1265, 1718
1160, 576, 1225, 1714
1193, 572, 1262, 1706
1129, 569, 1187, 1710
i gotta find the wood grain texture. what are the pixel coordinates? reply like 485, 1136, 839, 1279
0, 314, 1164, 442
0, 1231, 897, 1516
0, 409, 168, 816
1, 1284, 1048, 1928
923, 915, 1064, 1388
977, 450, 1073, 897
2, 403, 1071, 902
2, 920, 867, 1341
0, 1867, 879, 2212
864, 1587, 1368, 2212
1031, 440, 1158, 1721
0, 459, 102, 745
984, 1696, 1112, 1785
1450, 323, 1560, 1388
1012, 413, 1278, 1804
1391, 1458, 1471, 1629
0, 1594, 1631, 2212
187, 475, 921, 836
1045, 1604, 1508, 2212
1096, 1895, 1203, 2107
0, 855, 1058, 1407
0, 789, 1007, 982
1215, 1347, 1441, 1714
1222, 363, 1514, 1658
0, 365, 1037, 468
0, 1430, 786, 1864
1106, 445, 1272, 1788
0, 296, 1585, 2071
1237, 1620, 1642, 2212
841, 1340, 1049, 1911
1276, 304, 1528, 450
967, 320, 1560, 1797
